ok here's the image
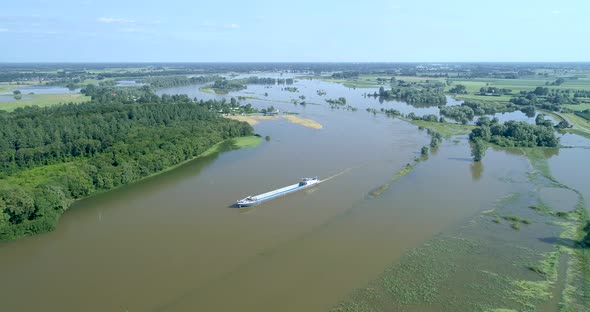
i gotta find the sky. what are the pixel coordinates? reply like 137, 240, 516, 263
0, 0, 588, 62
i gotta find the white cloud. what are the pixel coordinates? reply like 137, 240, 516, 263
120, 27, 142, 33
98, 17, 135, 24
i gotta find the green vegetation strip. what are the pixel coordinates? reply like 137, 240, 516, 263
369, 159, 416, 198
331, 236, 518, 311
523, 148, 590, 311
200, 136, 261, 157
0, 94, 90, 111
410, 120, 475, 137
513, 251, 560, 310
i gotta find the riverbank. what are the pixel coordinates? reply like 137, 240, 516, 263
0, 135, 261, 241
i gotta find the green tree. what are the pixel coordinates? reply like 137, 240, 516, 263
475, 116, 491, 127
34, 184, 71, 213
582, 221, 590, 246
470, 125, 491, 142
421, 146, 429, 157
533, 87, 549, 96
449, 84, 467, 94
0, 187, 35, 224
0, 199, 9, 234
471, 139, 486, 162
430, 137, 439, 148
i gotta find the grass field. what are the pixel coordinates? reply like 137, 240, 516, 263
319, 74, 448, 89
451, 93, 513, 104
449, 77, 590, 93
0, 94, 90, 111
563, 103, 590, 112
318, 77, 381, 88
200, 136, 262, 157
563, 113, 590, 131
321, 73, 590, 94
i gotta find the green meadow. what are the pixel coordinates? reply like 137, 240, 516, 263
0, 94, 91, 111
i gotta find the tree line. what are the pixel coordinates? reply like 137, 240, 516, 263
510, 87, 590, 112
140, 75, 219, 89
440, 100, 525, 124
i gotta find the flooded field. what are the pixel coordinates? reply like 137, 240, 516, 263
0, 77, 588, 311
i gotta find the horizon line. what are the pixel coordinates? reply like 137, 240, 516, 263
1, 61, 590, 64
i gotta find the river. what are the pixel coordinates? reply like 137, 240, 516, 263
0, 76, 588, 311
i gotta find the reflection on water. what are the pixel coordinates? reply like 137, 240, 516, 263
470, 161, 484, 181
490, 145, 560, 160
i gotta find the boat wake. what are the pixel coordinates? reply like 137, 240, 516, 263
320, 167, 353, 183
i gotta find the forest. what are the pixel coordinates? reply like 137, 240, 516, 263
469, 116, 559, 148
371, 81, 447, 105
439, 100, 528, 124
0, 86, 253, 240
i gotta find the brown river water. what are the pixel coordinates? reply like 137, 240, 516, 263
0, 78, 588, 311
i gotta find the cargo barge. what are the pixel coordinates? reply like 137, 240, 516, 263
236, 177, 320, 207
